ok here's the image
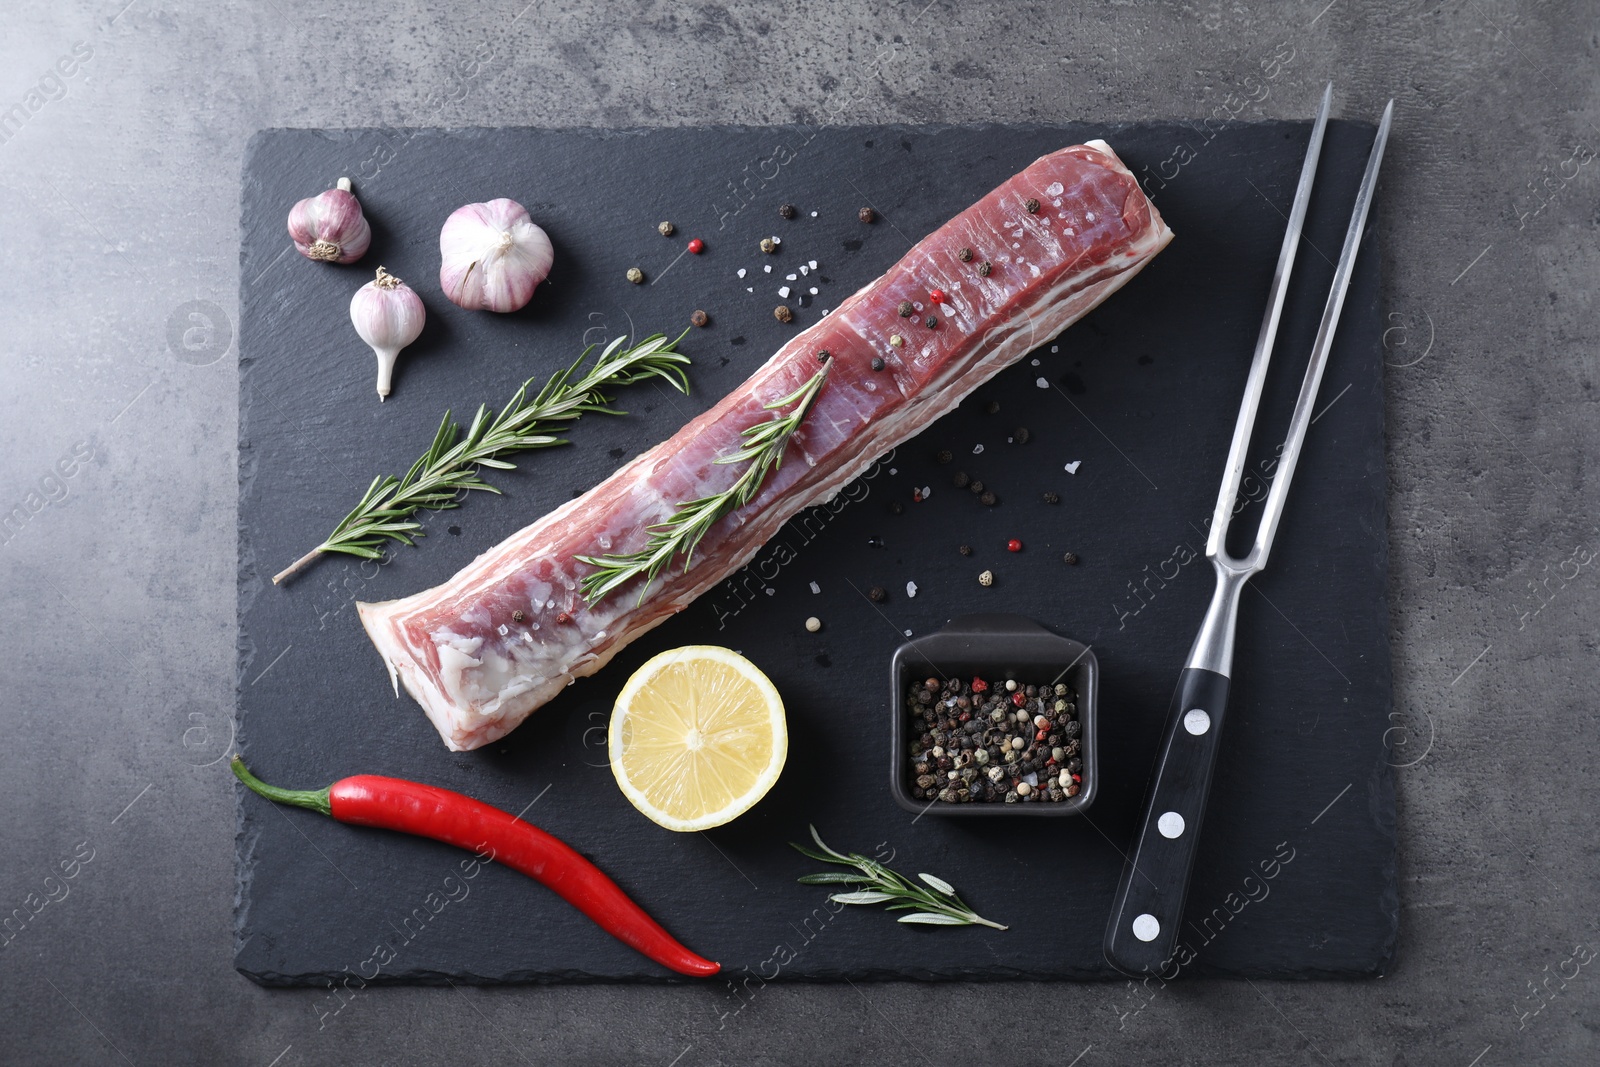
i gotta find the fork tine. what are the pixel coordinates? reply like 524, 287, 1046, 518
1205, 83, 1333, 561
1250, 98, 1394, 566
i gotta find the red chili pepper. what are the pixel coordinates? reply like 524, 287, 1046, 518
687, 238, 705, 254
230, 756, 719, 978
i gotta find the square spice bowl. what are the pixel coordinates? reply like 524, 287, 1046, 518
890, 613, 1099, 817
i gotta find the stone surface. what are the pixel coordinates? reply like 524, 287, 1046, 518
236, 121, 1392, 985
1, 1, 1595, 1063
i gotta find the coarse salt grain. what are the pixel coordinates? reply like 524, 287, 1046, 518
906, 581, 918, 598
1065, 460, 1082, 474
746, 287, 753, 293
1036, 377, 1049, 388
771, 236, 782, 245
764, 265, 772, 273
737, 268, 746, 278
972, 444, 985, 455
809, 581, 820, 594
808, 260, 817, 269
809, 287, 818, 295
1051, 345, 1058, 353
799, 265, 809, 275
779, 286, 791, 298
920, 485, 931, 498
810, 211, 817, 217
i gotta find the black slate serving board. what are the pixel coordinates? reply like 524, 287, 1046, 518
236, 122, 1395, 984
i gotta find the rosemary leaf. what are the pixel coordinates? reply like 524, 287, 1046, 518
576, 361, 829, 605
272, 332, 690, 585
791, 825, 1007, 931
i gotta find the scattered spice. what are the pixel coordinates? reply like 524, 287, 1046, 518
816, 349, 831, 363
957, 247, 974, 262
978, 570, 994, 587
969, 479, 984, 494
774, 305, 794, 323
760, 237, 777, 254
889, 334, 904, 348
1007, 539, 1023, 553
858, 206, 876, 223
1062, 552, 1080, 565
929, 289, 947, 305
1013, 427, 1030, 444
980, 490, 997, 506
625, 267, 644, 284
556, 611, 574, 624
657, 221, 675, 237
779, 203, 797, 220
687, 238, 705, 254
805, 616, 822, 633
984, 400, 1000, 415
512, 610, 526, 622
978, 261, 992, 277
1024, 197, 1040, 214
952, 471, 970, 489
871, 357, 885, 371
935, 449, 952, 464
959, 544, 973, 556
890, 501, 904, 515
924, 315, 938, 329
897, 300, 915, 317
868, 586, 888, 604
690, 309, 709, 328
1043, 491, 1060, 504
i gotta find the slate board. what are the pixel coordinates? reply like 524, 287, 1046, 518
236, 122, 1396, 984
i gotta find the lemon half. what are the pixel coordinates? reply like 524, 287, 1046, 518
609, 645, 787, 832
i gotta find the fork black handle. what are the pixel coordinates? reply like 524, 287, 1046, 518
1103, 667, 1231, 974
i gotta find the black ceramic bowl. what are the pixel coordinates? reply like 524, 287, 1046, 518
890, 612, 1099, 817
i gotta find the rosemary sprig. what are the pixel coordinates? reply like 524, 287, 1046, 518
576, 361, 829, 604
272, 332, 691, 585
790, 825, 1008, 930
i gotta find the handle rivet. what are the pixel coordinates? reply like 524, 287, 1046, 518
1158, 811, 1186, 838
1132, 913, 1160, 942
1183, 708, 1211, 735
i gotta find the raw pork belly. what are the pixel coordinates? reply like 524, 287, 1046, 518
359, 140, 1173, 750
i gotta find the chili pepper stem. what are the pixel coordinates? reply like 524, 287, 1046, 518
231, 755, 332, 817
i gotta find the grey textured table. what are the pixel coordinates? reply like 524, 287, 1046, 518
1, 2, 1594, 1064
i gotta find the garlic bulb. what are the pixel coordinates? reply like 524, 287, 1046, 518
350, 267, 425, 401
438, 198, 553, 312
288, 177, 372, 264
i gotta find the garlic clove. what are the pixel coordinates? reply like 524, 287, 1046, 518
439, 198, 554, 313
289, 177, 373, 264
350, 267, 425, 401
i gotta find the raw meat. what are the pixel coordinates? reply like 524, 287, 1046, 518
359, 140, 1173, 750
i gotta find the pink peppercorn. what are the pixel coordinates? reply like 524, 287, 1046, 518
687, 238, 705, 254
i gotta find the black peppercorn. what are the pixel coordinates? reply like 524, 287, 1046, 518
1013, 427, 1030, 444
859, 206, 875, 223
936, 449, 952, 464
980, 490, 997, 506
870, 356, 885, 371
978, 261, 992, 276
897, 300, 915, 317
1043, 491, 1060, 504
511, 610, 525, 623
958, 246, 974, 262
690, 309, 709, 328
1063, 551, 1080, 565
890, 501, 904, 515
779, 203, 797, 219
969, 480, 984, 494
868, 586, 888, 603
924, 315, 938, 329
952, 471, 970, 489
984, 400, 1000, 415
1068, 757, 1082, 773
816, 349, 831, 363
959, 544, 972, 556
1064, 719, 1081, 737
1025, 197, 1040, 214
